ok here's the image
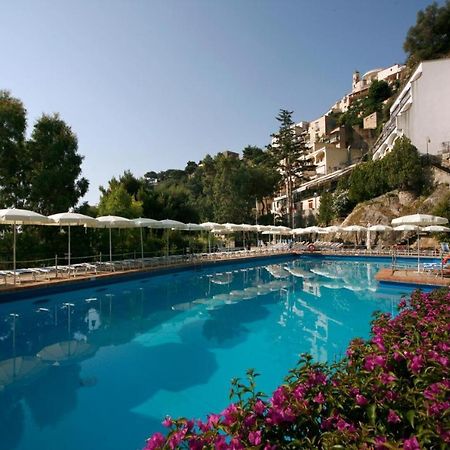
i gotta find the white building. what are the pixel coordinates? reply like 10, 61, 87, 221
373, 58, 450, 160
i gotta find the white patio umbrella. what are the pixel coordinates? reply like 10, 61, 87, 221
276, 226, 293, 234
153, 219, 186, 256
368, 224, 393, 232
132, 218, 160, 266
48, 212, 98, 267
393, 224, 421, 269
421, 225, 450, 233
367, 224, 393, 251
157, 219, 186, 229
200, 222, 224, 253
392, 215, 449, 271
323, 226, 343, 233
94, 216, 136, 262
199, 222, 222, 230
342, 225, 367, 232
342, 225, 367, 248
183, 223, 204, 231
392, 214, 448, 226
0, 208, 51, 284
292, 228, 307, 235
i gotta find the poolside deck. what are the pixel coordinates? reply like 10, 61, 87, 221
375, 267, 450, 287
0, 249, 295, 296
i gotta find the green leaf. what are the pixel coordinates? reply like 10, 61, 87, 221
406, 410, 415, 428
367, 404, 377, 425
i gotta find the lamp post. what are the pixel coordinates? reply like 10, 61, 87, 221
426, 137, 431, 162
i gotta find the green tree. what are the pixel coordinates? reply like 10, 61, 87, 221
317, 191, 334, 226
404, 1, 450, 64
0, 91, 28, 207
363, 80, 392, 115
269, 109, 312, 227
385, 137, 424, 193
98, 180, 143, 218
119, 170, 141, 200
212, 154, 250, 223
155, 182, 199, 222
26, 114, 89, 214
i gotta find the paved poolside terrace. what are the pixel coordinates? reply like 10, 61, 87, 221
0, 245, 448, 296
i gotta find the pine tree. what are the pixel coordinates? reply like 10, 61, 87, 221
268, 109, 312, 227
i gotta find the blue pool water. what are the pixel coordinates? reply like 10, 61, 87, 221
0, 255, 421, 450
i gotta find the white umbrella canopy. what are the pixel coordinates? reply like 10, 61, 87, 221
156, 219, 186, 229
391, 214, 448, 226
421, 225, 450, 232
94, 215, 135, 228
323, 226, 343, 233
132, 218, 160, 228
368, 225, 393, 231
183, 223, 204, 231
393, 224, 422, 271
238, 224, 255, 231
275, 226, 293, 235
223, 223, 244, 231
393, 224, 420, 231
132, 218, 161, 265
367, 225, 393, 251
199, 222, 223, 253
153, 219, 186, 256
303, 226, 322, 233
292, 228, 308, 235
342, 225, 367, 232
49, 212, 98, 267
0, 208, 51, 225
93, 216, 136, 262
48, 212, 97, 226
0, 208, 51, 284
200, 222, 222, 230
342, 225, 367, 248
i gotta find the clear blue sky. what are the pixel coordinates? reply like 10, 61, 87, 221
0, 0, 439, 204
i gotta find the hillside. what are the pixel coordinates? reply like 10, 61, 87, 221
339, 178, 450, 249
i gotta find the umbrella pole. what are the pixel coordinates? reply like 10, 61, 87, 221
166, 230, 169, 257
140, 227, 144, 268
109, 228, 112, 263
417, 231, 420, 272
68, 225, 71, 267
13, 222, 16, 285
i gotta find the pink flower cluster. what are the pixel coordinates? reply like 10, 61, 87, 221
144, 289, 450, 449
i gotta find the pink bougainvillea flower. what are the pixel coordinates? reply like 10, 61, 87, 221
355, 394, 368, 406
374, 436, 388, 449
145, 432, 165, 450
380, 372, 396, 384
387, 409, 401, 424
403, 436, 420, 450
313, 392, 325, 404
162, 416, 172, 427
254, 399, 266, 415
248, 430, 262, 446
410, 355, 423, 374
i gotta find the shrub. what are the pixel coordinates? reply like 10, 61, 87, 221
144, 288, 449, 449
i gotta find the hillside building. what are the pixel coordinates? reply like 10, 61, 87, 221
372, 58, 450, 160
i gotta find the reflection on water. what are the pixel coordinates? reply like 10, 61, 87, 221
0, 256, 414, 450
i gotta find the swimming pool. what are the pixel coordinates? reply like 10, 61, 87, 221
0, 255, 420, 450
